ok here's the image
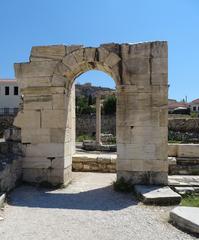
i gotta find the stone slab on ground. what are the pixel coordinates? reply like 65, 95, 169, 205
0, 193, 6, 208
170, 206, 199, 235
174, 186, 199, 196
134, 185, 181, 205
169, 175, 199, 187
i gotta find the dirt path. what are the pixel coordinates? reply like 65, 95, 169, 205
0, 172, 196, 240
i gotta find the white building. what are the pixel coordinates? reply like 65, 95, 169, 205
0, 79, 20, 115
190, 98, 199, 112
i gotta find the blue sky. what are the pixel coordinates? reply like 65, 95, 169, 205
0, 0, 198, 101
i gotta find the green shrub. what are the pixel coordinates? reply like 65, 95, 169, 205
76, 134, 94, 142
113, 177, 133, 193
191, 112, 199, 118
181, 194, 199, 207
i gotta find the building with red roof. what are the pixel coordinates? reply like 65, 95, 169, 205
190, 98, 199, 112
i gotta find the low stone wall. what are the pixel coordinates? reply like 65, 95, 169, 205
168, 144, 199, 157
0, 141, 23, 192
168, 118, 199, 132
76, 114, 116, 136
72, 153, 116, 173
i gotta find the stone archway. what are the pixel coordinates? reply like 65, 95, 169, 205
14, 41, 168, 186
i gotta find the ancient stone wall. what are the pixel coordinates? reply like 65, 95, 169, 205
76, 114, 116, 136
169, 118, 199, 133
14, 41, 168, 185
72, 154, 116, 173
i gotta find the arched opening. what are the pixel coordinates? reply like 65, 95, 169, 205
70, 70, 117, 173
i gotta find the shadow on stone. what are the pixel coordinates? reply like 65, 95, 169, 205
8, 184, 137, 211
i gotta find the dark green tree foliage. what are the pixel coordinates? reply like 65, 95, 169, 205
88, 94, 93, 106
103, 95, 116, 115
76, 96, 95, 115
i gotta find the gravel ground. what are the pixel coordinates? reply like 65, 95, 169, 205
0, 172, 197, 240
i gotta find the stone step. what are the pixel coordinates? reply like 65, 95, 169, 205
134, 185, 181, 205
173, 186, 199, 196
169, 164, 199, 175
176, 157, 199, 165
170, 206, 199, 235
168, 175, 199, 187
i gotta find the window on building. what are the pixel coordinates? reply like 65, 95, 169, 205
193, 106, 196, 111
14, 86, 18, 95
5, 86, 9, 95
14, 108, 19, 114
4, 108, 9, 114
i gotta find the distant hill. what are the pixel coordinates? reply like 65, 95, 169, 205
75, 83, 114, 98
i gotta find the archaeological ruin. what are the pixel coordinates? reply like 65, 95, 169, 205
13, 41, 168, 186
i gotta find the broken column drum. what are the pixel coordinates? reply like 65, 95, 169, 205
14, 41, 168, 185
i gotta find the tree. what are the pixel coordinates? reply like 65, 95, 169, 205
88, 94, 93, 106
76, 96, 95, 115
103, 95, 116, 115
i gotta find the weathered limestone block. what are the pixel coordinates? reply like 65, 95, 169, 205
22, 156, 67, 169
84, 48, 96, 62
62, 54, 78, 71
72, 48, 84, 63
25, 143, 64, 157
51, 74, 67, 87
52, 94, 65, 109
150, 41, 168, 58
168, 144, 178, 157
117, 143, 166, 161
14, 61, 58, 79
30, 45, 66, 61
98, 47, 110, 62
117, 160, 168, 172
159, 108, 168, 127
41, 110, 66, 128
152, 85, 168, 107
117, 109, 160, 127
14, 110, 41, 129
117, 170, 168, 185
124, 57, 150, 75
128, 43, 151, 58
104, 52, 121, 68
50, 128, 65, 143
151, 73, 168, 86
65, 45, 83, 55
21, 86, 65, 96
152, 58, 168, 74
23, 95, 53, 110
21, 128, 51, 144
100, 43, 120, 53
178, 144, 199, 158
22, 165, 72, 185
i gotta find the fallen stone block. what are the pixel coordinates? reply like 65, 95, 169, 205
134, 185, 181, 205
170, 206, 199, 235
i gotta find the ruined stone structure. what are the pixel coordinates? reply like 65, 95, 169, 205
14, 41, 168, 185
